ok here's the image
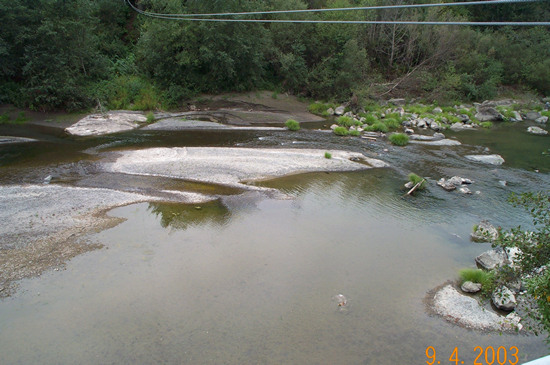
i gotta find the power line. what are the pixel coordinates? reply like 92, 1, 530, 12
127, 0, 543, 18
125, 0, 550, 26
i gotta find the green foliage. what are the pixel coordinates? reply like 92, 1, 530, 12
285, 119, 300, 131
388, 133, 409, 146
480, 121, 493, 129
349, 130, 361, 137
459, 268, 495, 296
92, 76, 160, 111
383, 118, 401, 130
405, 105, 433, 115
366, 122, 389, 133
324, 152, 332, 159
308, 102, 333, 116
336, 116, 354, 127
363, 114, 378, 125
146, 112, 155, 124
408, 173, 426, 189
491, 191, 550, 340
0, 114, 10, 124
14, 112, 26, 123
333, 126, 349, 136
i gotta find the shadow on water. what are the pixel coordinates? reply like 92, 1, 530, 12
147, 200, 231, 231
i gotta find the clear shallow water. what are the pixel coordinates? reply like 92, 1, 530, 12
0, 170, 548, 364
0, 121, 549, 364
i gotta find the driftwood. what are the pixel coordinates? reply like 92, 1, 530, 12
361, 136, 377, 142
406, 179, 425, 196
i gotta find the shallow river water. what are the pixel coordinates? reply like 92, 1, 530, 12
0, 120, 549, 364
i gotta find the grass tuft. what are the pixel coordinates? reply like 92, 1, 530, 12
146, 112, 155, 124
324, 152, 332, 159
285, 119, 300, 131
408, 173, 426, 189
459, 268, 495, 295
388, 133, 409, 146
333, 126, 349, 136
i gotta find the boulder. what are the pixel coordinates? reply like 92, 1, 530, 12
535, 116, 548, 124
475, 248, 506, 270
330, 124, 338, 130
524, 111, 541, 120
471, 220, 499, 242
437, 178, 456, 191
527, 126, 548, 135
461, 281, 482, 293
475, 106, 502, 122
492, 286, 517, 311
404, 128, 414, 135
326, 108, 335, 115
465, 154, 505, 165
511, 111, 523, 122
417, 119, 427, 129
334, 106, 345, 116
457, 114, 470, 123
65, 112, 147, 137
459, 187, 472, 194
433, 107, 443, 114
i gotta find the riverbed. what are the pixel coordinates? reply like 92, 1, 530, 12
0, 103, 549, 364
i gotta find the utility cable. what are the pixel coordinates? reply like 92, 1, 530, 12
126, 0, 545, 18
125, 0, 550, 26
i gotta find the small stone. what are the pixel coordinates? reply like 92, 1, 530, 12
465, 154, 505, 165
326, 108, 335, 115
330, 124, 338, 130
404, 128, 414, 134
432, 107, 443, 114
433, 132, 445, 140
458, 187, 472, 194
334, 106, 345, 116
499, 180, 507, 186
461, 281, 482, 293
404, 181, 414, 189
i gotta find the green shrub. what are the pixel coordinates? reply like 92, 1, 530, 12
459, 268, 495, 295
336, 116, 354, 127
366, 122, 389, 133
324, 152, 332, 159
285, 119, 300, 131
383, 118, 401, 130
0, 114, 10, 124
333, 126, 349, 136
408, 173, 426, 189
480, 121, 493, 129
14, 112, 27, 124
405, 104, 432, 114
146, 112, 155, 124
308, 102, 333, 116
364, 114, 378, 125
540, 110, 550, 118
388, 133, 409, 146
349, 130, 361, 136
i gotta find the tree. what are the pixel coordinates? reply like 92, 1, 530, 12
492, 192, 550, 341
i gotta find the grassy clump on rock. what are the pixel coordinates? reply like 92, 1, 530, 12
285, 119, 300, 131
389, 133, 409, 146
459, 268, 495, 295
408, 173, 426, 190
324, 152, 332, 159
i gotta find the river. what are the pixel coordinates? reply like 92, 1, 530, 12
0, 117, 548, 364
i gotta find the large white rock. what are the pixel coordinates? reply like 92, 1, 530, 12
65, 112, 147, 136
465, 154, 505, 165
527, 126, 548, 135
432, 285, 519, 331
107, 147, 388, 189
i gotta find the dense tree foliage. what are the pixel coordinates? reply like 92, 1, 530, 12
0, 0, 549, 111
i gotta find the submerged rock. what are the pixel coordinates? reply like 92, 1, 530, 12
437, 176, 472, 191
475, 249, 506, 270
0, 136, 38, 144
492, 286, 517, 311
465, 154, 505, 165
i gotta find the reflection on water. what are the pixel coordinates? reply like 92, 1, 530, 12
0, 169, 547, 365
148, 200, 231, 230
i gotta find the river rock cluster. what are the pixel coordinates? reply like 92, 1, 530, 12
325, 98, 549, 139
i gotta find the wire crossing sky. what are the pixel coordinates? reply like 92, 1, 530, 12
125, 0, 550, 26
